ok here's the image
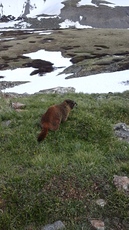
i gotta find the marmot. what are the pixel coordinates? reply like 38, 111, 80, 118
37, 99, 77, 142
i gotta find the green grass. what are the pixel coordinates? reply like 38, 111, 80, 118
1, 92, 129, 229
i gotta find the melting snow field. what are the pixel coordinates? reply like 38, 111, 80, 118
0, 0, 129, 94
0, 0, 67, 18
0, 49, 129, 95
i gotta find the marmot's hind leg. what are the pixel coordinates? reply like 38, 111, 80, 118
49, 118, 60, 131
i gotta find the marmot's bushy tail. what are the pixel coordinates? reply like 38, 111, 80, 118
37, 127, 48, 142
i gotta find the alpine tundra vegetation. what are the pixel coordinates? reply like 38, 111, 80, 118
1, 91, 129, 229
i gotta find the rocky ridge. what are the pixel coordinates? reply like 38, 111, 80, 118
1, 1, 129, 29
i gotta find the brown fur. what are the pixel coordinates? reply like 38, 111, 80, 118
37, 99, 77, 142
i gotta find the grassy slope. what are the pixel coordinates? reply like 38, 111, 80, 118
1, 92, 129, 230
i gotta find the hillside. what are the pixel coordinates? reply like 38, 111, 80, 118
1, 91, 129, 229
1, 28, 129, 94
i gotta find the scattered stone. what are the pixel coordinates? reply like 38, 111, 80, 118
0, 63, 9, 70
14, 109, 27, 112
0, 15, 15, 22
41, 220, 65, 230
0, 81, 29, 91
90, 219, 105, 230
114, 123, 129, 143
96, 199, 106, 207
70, 55, 89, 64
22, 59, 54, 76
113, 175, 129, 193
31, 59, 53, 69
122, 80, 129, 85
38, 86, 75, 94
11, 102, 26, 110
2, 120, 11, 127
114, 123, 128, 131
1, 92, 21, 98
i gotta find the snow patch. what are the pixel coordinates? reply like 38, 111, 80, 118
0, 20, 31, 29
59, 19, 92, 29
0, 0, 67, 18
1, 49, 129, 94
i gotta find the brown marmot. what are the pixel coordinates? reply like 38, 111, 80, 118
37, 99, 77, 142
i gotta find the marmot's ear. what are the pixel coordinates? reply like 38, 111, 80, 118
65, 99, 71, 104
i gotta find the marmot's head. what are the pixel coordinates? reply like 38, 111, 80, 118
65, 99, 77, 109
